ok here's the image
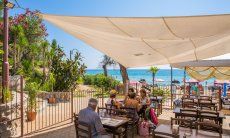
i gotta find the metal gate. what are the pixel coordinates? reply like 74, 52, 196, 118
0, 76, 106, 137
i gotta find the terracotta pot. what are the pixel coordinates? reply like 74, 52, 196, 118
64, 94, 70, 101
48, 97, 56, 104
27, 111, 37, 121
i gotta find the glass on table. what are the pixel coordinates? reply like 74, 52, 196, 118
99, 109, 106, 118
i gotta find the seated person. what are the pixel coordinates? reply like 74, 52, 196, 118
124, 92, 141, 121
106, 90, 121, 108
78, 98, 109, 138
138, 89, 150, 116
128, 87, 135, 93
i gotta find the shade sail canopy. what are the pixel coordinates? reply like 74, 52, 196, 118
171, 60, 230, 68
42, 14, 230, 68
171, 60, 230, 81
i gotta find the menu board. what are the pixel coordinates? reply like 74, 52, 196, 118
100, 117, 124, 126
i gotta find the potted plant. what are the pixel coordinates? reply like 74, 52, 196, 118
48, 94, 56, 104
26, 82, 38, 121
43, 73, 57, 104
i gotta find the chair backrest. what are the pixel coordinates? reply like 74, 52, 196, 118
152, 131, 179, 138
120, 107, 137, 120
180, 108, 198, 119
199, 99, 212, 104
105, 103, 117, 115
182, 98, 197, 108
199, 96, 212, 100
198, 110, 220, 124
199, 100, 217, 111
74, 114, 92, 138
195, 121, 222, 136
170, 117, 192, 128
97, 107, 107, 114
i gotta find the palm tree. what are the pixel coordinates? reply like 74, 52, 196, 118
100, 55, 116, 77
41, 40, 49, 82
149, 66, 159, 88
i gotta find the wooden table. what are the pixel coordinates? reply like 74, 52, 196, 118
150, 96, 163, 115
101, 116, 129, 138
173, 107, 225, 124
154, 124, 222, 138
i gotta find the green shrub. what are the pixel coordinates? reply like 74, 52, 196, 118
83, 74, 120, 90
152, 88, 170, 102
41, 73, 55, 92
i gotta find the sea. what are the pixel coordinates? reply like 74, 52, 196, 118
86, 69, 215, 85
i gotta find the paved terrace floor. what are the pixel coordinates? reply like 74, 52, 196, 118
24, 109, 230, 138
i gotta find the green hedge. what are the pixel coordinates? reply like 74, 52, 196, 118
83, 74, 120, 89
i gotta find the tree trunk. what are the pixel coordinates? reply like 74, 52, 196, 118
119, 64, 129, 93
152, 73, 155, 90
102, 65, 108, 77
42, 47, 46, 82
13, 36, 17, 74
17, 45, 20, 67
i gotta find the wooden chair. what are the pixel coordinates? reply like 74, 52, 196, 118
199, 96, 212, 100
152, 131, 179, 138
120, 107, 139, 138
180, 108, 198, 121
105, 103, 118, 115
171, 117, 193, 128
195, 121, 222, 137
199, 99, 217, 111
182, 98, 197, 109
198, 110, 220, 124
74, 113, 92, 138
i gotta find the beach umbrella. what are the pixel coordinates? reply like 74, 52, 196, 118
172, 79, 180, 84
129, 80, 140, 86
155, 78, 165, 82
186, 79, 199, 83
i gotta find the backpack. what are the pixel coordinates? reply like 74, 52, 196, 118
138, 120, 150, 136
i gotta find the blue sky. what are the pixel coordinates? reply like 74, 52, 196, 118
10, 0, 230, 69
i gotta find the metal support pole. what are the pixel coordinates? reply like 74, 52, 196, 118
170, 66, 173, 109
183, 67, 186, 94
2, 0, 10, 103
102, 88, 104, 107
219, 87, 222, 111
20, 76, 24, 136
71, 88, 74, 122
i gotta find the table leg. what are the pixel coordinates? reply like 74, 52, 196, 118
175, 113, 178, 118
124, 123, 128, 138
161, 100, 163, 114
157, 103, 160, 116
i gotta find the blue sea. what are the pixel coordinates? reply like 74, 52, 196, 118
86, 69, 215, 85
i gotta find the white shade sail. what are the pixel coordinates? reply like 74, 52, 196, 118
171, 60, 230, 81
42, 14, 230, 68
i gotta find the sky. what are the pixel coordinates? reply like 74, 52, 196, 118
9, 0, 230, 69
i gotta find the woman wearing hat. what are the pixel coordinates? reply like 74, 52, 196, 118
106, 90, 121, 109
